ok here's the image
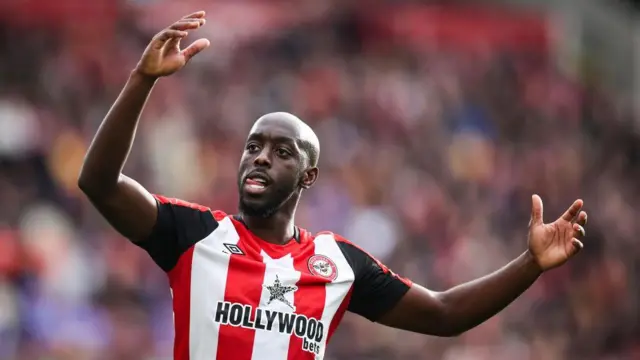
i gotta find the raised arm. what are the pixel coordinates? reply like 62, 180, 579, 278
78, 11, 210, 242
377, 195, 588, 337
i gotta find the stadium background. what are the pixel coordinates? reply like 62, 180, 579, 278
0, 0, 639, 359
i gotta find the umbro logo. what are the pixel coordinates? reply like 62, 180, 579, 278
223, 243, 245, 256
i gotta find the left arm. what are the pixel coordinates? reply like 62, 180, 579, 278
346, 195, 587, 337
377, 251, 541, 337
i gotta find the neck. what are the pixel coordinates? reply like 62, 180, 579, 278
240, 211, 296, 245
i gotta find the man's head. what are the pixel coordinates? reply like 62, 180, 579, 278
237, 112, 320, 218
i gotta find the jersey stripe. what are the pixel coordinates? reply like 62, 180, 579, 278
189, 217, 239, 360
152, 201, 410, 359
288, 243, 329, 360
251, 252, 300, 360
168, 246, 195, 360
327, 288, 352, 344
216, 224, 267, 360
314, 234, 355, 359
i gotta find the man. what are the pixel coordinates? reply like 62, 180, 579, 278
78, 11, 588, 360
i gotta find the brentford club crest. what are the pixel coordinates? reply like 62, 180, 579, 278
307, 255, 338, 281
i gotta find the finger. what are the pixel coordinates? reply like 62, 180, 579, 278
573, 224, 586, 239
182, 38, 211, 62
181, 11, 206, 20
561, 199, 583, 222
169, 19, 205, 31
530, 194, 544, 226
576, 211, 587, 227
152, 30, 188, 49
165, 20, 205, 50
569, 238, 584, 257
165, 36, 183, 53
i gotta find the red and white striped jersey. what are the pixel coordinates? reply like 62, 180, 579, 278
137, 195, 412, 360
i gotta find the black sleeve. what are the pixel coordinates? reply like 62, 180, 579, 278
134, 195, 219, 272
336, 240, 412, 322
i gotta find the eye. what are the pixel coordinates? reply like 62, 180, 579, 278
246, 143, 260, 153
276, 148, 291, 158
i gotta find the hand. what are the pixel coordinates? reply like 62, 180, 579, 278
134, 11, 210, 79
527, 194, 587, 272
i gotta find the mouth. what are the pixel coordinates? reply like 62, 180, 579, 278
243, 171, 272, 195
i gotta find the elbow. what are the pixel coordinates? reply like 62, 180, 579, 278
77, 172, 88, 191
425, 320, 467, 338
435, 314, 466, 337
411, 320, 465, 338
77, 173, 90, 193
78, 178, 100, 200
428, 294, 468, 337
424, 314, 466, 337
437, 327, 466, 338
77, 170, 96, 195
77, 160, 91, 189
77, 169, 115, 199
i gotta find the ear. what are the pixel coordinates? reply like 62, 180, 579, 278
300, 167, 319, 189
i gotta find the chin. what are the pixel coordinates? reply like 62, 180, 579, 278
239, 198, 278, 218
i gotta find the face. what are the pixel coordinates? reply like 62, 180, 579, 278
237, 118, 316, 218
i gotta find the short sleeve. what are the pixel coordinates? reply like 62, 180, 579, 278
335, 237, 412, 322
134, 195, 220, 272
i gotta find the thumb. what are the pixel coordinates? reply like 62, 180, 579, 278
182, 38, 210, 62
530, 194, 544, 226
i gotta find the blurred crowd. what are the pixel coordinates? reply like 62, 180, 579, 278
0, 1, 639, 360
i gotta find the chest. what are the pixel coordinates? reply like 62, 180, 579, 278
169, 219, 356, 359
189, 237, 353, 315
173, 219, 355, 317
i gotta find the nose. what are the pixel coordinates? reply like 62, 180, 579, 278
253, 147, 271, 168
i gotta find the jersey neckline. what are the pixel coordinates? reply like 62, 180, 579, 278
231, 215, 302, 246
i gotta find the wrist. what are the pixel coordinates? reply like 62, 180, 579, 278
523, 250, 544, 275
130, 68, 159, 85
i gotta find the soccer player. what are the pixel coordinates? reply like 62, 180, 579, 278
78, 11, 588, 360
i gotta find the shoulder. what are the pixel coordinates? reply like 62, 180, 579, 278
139, 195, 228, 272
154, 194, 228, 220
315, 231, 412, 286
308, 230, 354, 252
313, 231, 413, 321
154, 194, 211, 211
150, 194, 230, 240
314, 231, 385, 268
311, 231, 374, 270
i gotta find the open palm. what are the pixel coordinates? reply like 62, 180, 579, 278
135, 11, 210, 78
527, 195, 587, 272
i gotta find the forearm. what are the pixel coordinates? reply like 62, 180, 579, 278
79, 71, 157, 194
435, 251, 542, 335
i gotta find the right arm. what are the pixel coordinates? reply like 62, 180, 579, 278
78, 72, 158, 242
78, 11, 210, 243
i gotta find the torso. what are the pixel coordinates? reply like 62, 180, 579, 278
169, 214, 354, 360
140, 195, 412, 360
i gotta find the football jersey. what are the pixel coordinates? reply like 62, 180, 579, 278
136, 195, 412, 360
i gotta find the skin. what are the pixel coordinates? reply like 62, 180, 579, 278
236, 112, 319, 244
79, 11, 589, 337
